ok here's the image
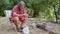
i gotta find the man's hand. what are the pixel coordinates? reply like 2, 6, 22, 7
22, 14, 28, 17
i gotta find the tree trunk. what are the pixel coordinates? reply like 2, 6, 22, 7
54, 5, 58, 23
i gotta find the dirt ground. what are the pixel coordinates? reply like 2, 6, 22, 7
0, 17, 60, 34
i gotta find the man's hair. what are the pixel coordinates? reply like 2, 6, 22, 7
17, 1, 25, 9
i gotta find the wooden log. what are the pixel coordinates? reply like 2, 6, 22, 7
36, 24, 57, 34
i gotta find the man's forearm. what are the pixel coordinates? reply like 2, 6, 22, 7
13, 12, 20, 17
13, 12, 28, 17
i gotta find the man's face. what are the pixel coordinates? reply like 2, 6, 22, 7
20, 2, 25, 9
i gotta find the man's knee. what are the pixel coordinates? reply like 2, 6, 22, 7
25, 17, 28, 20
14, 17, 19, 21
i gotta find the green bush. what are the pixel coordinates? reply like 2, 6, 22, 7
0, 0, 60, 22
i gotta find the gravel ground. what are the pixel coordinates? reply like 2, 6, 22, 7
0, 17, 60, 34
